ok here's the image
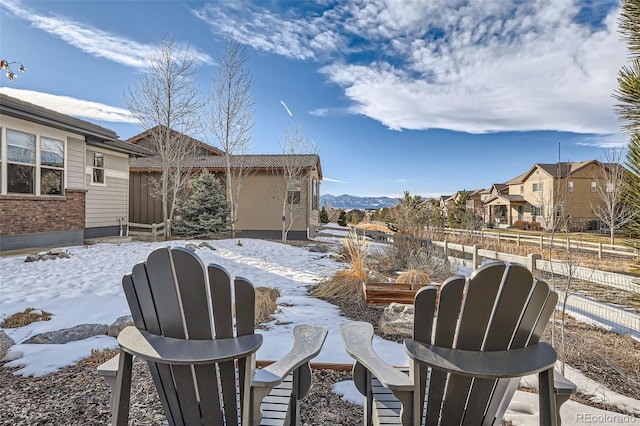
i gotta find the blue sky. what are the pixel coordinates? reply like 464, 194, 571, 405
0, 0, 628, 198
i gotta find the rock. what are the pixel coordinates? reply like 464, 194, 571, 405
108, 315, 134, 337
199, 242, 216, 250
24, 324, 109, 344
367, 270, 389, 282
185, 243, 199, 252
0, 330, 15, 359
24, 250, 71, 262
308, 245, 328, 253
379, 303, 414, 336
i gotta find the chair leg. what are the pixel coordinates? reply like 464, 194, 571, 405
555, 393, 571, 426
538, 368, 557, 426
353, 362, 373, 426
112, 351, 134, 426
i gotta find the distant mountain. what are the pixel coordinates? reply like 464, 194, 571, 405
320, 194, 399, 210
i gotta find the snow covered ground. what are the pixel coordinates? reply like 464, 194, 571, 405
1, 228, 637, 424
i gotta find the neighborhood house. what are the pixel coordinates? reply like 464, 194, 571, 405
0, 94, 149, 252
480, 161, 616, 230
127, 127, 323, 240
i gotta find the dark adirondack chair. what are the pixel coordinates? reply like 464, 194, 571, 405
98, 246, 327, 426
340, 262, 576, 426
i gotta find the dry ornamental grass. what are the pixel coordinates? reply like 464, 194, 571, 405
1, 307, 52, 328
396, 269, 431, 290
255, 287, 281, 324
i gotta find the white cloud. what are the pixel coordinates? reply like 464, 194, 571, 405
0, 87, 138, 124
192, 3, 343, 61
1, 0, 211, 69
192, 0, 624, 135
575, 134, 628, 148
309, 107, 352, 117
323, 177, 348, 183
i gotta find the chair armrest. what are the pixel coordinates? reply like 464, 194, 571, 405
97, 354, 120, 378
404, 340, 557, 379
553, 370, 577, 396
252, 324, 328, 388
339, 321, 413, 391
117, 326, 262, 365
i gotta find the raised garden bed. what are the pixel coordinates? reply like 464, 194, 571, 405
363, 282, 428, 305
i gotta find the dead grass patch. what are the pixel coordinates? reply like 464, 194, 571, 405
1, 307, 52, 328
255, 287, 281, 324
355, 223, 393, 233
544, 315, 640, 400
79, 348, 120, 368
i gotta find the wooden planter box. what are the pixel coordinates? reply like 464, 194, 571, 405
363, 282, 427, 305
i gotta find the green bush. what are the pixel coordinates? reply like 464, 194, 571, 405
172, 172, 230, 238
337, 210, 348, 226
320, 206, 329, 224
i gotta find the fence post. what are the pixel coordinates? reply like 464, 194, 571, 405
598, 242, 602, 260
539, 235, 543, 249
527, 253, 541, 276
517, 233, 520, 247
472, 244, 479, 270
152, 223, 157, 240
480, 229, 484, 244
444, 240, 448, 257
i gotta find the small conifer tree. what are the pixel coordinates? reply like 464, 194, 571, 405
319, 206, 329, 224
337, 210, 348, 226
172, 172, 230, 238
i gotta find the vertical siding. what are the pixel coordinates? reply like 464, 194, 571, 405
66, 137, 85, 190
129, 172, 163, 224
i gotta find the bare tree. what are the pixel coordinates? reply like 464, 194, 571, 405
124, 34, 202, 237
273, 123, 316, 243
207, 39, 255, 238
590, 150, 635, 245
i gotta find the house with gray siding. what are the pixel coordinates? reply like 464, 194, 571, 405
0, 94, 148, 251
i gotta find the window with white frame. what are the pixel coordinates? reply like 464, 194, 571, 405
40, 137, 64, 195
520, 185, 524, 194
532, 182, 543, 192
532, 205, 542, 216
92, 152, 105, 184
590, 181, 597, 192
6, 129, 36, 194
312, 178, 318, 210
286, 178, 301, 205
3, 129, 65, 196
606, 182, 614, 193
568, 181, 574, 192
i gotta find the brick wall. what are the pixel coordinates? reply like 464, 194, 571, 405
0, 189, 86, 236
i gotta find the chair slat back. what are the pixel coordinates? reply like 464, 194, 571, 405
421, 277, 465, 426
122, 247, 256, 426
416, 262, 556, 426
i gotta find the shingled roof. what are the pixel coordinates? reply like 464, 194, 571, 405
0, 93, 150, 156
130, 153, 322, 178
509, 161, 611, 183
127, 126, 224, 156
